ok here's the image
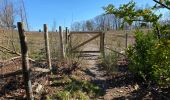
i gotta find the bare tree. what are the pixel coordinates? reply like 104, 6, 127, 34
81, 21, 86, 31
18, 0, 29, 31
152, 0, 170, 10
0, 0, 15, 28
71, 22, 82, 31
70, 14, 123, 31
52, 20, 57, 32
0, 0, 29, 30
85, 20, 94, 31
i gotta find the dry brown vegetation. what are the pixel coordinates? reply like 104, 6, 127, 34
0, 29, 136, 60
1, 28, 168, 99
0, 29, 61, 61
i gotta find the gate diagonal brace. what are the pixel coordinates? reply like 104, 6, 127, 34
71, 33, 101, 51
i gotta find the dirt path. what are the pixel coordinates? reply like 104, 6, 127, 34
87, 63, 168, 100
81, 44, 153, 100
84, 55, 137, 100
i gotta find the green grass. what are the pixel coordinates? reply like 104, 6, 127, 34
51, 75, 103, 99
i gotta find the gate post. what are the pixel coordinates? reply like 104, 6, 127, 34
100, 32, 105, 57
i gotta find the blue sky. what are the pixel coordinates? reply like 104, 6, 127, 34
23, 0, 161, 31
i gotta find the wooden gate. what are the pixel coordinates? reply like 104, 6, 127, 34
67, 31, 105, 54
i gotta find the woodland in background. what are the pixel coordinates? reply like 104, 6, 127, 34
71, 4, 170, 32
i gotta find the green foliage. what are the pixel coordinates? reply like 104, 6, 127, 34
151, 38, 170, 86
65, 78, 102, 97
127, 31, 157, 80
56, 91, 70, 100
103, 1, 162, 28
127, 30, 170, 86
46, 96, 51, 100
104, 0, 170, 87
56, 90, 89, 100
30, 48, 46, 61
54, 76, 103, 99
52, 76, 72, 85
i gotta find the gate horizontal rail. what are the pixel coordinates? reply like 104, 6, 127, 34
68, 31, 105, 54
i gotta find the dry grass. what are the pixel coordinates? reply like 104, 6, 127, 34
0, 28, 139, 61
105, 30, 135, 52
0, 29, 60, 60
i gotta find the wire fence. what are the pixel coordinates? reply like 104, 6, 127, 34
0, 27, 136, 99
0, 29, 61, 61
105, 30, 135, 53
0, 28, 62, 99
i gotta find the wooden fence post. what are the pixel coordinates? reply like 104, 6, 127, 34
17, 22, 34, 100
100, 32, 105, 57
67, 32, 72, 53
68, 30, 71, 48
44, 24, 52, 70
59, 26, 65, 59
65, 27, 68, 44
125, 33, 128, 48
65, 27, 69, 55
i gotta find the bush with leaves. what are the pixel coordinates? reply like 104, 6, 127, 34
151, 39, 170, 86
127, 30, 170, 86
104, 0, 170, 87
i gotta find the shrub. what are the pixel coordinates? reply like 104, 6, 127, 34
127, 30, 170, 86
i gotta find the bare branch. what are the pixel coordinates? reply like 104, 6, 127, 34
0, 45, 21, 56
153, 0, 170, 10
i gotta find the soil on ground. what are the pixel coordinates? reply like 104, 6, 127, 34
0, 43, 169, 100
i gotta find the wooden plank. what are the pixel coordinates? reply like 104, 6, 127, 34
73, 51, 101, 53
70, 31, 102, 35
32, 67, 50, 73
17, 22, 34, 100
0, 45, 21, 56
105, 46, 126, 56
44, 24, 52, 70
0, 68, 50, 78
71, 34, 101, 51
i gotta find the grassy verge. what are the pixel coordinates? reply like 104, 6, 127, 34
49, 75, 103, 100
